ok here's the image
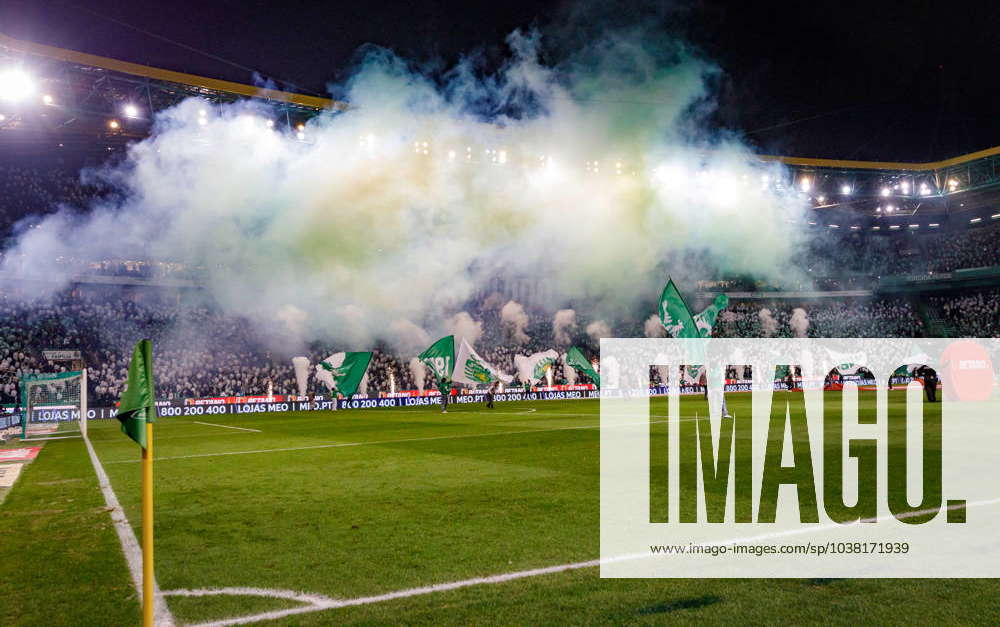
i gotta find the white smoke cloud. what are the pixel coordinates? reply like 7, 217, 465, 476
291, 356, 310, 396
388, 319, 430, 355
643, 314, 666, 338
500, 300, 530, 345
553, 309, 577, 346
562, 355, 577, 385
0, 25, 810, 351
586, 320, 611, 343
408, 357, 426, 393
444, 311, 482, 347
514, 354, 533, 385
758, 308, 778, 337
276, 304, 309, 346
790, 307, 810, 338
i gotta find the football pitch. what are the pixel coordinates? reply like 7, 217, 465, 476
2, 393, 999, 626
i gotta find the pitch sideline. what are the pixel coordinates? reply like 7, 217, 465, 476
84, 436, 176, 626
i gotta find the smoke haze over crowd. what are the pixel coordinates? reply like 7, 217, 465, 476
0, 19, 810, 354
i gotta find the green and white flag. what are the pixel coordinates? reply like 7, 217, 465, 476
658, 278, 699, 339
565, 346, 600, 387
453, 338, 512, 385
418, 335, 455, 383
117, 339, 156, 449
515, 349, 559, 384
694, 293, 729, 338
316, 351, 373, 397
836, 363, 863, 376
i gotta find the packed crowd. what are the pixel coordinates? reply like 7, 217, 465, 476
0, 164, 998, 404
712, 299, 925, 338
929, 289, 1000, 337
1, 288, 997, 406
805, 221, 1000, 277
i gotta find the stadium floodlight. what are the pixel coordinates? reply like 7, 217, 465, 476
799, 176, 811, 192
123, 104, 140, 118
0, 68, 35, 102
266, 119, 275, 128
42, 94, 54, 105
816, 195, 826, 204
197, 117, 208, 126
297, 131, 306, 140
0, 113, 5, 122
901, 181, 911, 194
919, 183, 932, 196
108, 119, 120, 130
880, 186, 891, 197
948, 178, 960, 191
840, 184, 851, 195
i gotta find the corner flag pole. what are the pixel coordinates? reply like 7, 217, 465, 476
117, 339, 158, 626
142, 420, 154, 627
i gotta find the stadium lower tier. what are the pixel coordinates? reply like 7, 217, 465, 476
0, 289, 995, 407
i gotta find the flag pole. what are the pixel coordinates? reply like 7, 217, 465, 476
142, 420, 154, 627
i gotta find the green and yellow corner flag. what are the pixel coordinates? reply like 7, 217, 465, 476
117, 339, 156, 448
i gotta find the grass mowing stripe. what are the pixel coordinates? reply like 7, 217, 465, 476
101, 417, 703, 464
0, 439, 140, 626
171, 498, 1000, 626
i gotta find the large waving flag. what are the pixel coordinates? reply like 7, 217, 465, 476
418, 335, 455, 383
694, 293, 729, 338
515, 349, 559, 384
316, 352, 373, 396
658, 278, 699, 339
565, 346, 600, 387
453, 338, 512, 385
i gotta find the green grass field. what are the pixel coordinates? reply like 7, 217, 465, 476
2, 393, 999, 625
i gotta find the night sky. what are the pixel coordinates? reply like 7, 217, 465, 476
3, 0, 1000, 161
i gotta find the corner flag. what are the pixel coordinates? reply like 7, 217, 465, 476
116, 338, 158, 627
118, 339, 156, 448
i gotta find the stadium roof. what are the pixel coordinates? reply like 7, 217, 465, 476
3, 32, 1000, 219
0, 32, 342, 110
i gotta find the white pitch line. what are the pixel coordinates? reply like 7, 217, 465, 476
103, 417, 691, 465
171, 498, 1000, 627
84, 436, 176, 626
192, 421, 262, 433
